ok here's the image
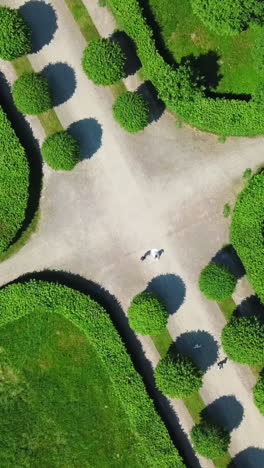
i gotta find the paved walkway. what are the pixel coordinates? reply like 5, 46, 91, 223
1, 0, 264, 466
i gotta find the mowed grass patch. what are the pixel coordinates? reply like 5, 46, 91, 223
0, 311, 145, 467
148, 0, 261, 94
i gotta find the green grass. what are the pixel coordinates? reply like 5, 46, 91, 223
12, 55, 33, 76
0, 311, 145, 467
183, 392, 205, 424
214, 452, 232, 468
148, 0, 261, 95
151, 328, 172, 357
217, 296, 237, 321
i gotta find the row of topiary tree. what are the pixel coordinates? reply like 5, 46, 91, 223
0, 6, 80, 171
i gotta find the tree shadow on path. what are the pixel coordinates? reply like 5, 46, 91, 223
68, 119, 103, 160
146, 274, 186, 315
229, 448, 264, 467
201, 395, 244, 432
19, 0, 58, 53
110, 30, 141, 77
175, 330, 219, 372
212, 244, 245, 279
137, 81, 165, 123
41, 63, 76, 106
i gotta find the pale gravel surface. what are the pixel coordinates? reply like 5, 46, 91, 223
1, 0, 264, 465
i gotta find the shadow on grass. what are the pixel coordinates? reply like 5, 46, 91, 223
19, 0, 58, 53
137, 81, 165, 123
146, 273, 186, 315
201, 395, 244, 432
175, 330, 219, 372
110, 30, 141, 77
229, 447, 264, 467
211, 244, 245, 279
2, 270, 201, 468
233, 295, 264, 321
68, 118, 102, 159
181, 51, 223, 91
41, 63, 76, 106
0, 70, 42, 248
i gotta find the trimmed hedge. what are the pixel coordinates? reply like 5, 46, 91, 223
128, 291, 167, 335
191, 421, 230, 459
12, 72, 53, 115
231, 172, 264, 303
113, 91, 149, 132
253, 371, 264, 415
199, 263, 237, 301
41, 131, 80, 171
154, 351, 203, 398
221, 315, 264, 365
0, 6, 31, 60
82, 38, 125, 85
107, 0, 264, 136
0, 106, 29, 253
0, 279, 185, 468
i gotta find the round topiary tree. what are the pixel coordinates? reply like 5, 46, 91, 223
0, 6, 31, 60
41, 131, 81, 171
154, 351, 203, 398
191, 421, 230, 459
113, 91, 149, 133
127, 291, 168, 335
222, 315, 264, 365
12, 72, 53, 115
253, 371, 264, 415
82, 38, 125, 85
199, 262, 237, 301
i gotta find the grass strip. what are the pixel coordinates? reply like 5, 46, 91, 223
214, 452, 232, 468
217, 296, 237, 321
64, 0, 126, 96
183, 392, 205, 424
12, 55, 33, 76
151, 327, 172, 358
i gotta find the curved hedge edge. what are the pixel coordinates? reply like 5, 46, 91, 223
0, 106, 29, 253
230, 171, 264, 303
107, 0, 264, 136
0, 279, 185, 468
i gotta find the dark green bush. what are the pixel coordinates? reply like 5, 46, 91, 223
0, 280, 184, 468
41, 131, 80, 171
242, 168, 252, 179
199, 263, 237, 301
0, 6, 31, 60
12, 73, 53, 115
221, 316, 264, 365
253, 371, 264, 414
154, 351, 203, 398
107, 0, 264, 136
223, 203, 231, 217
82, 38, 125, 85
231, 172, 264, 303
191, 421, 230, 459
128, 291, 167, 335
113, 91, 149, 133
0, 107, 29, 253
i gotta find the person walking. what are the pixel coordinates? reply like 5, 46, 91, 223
141, 249, 164, 261
217, 357, 228, 369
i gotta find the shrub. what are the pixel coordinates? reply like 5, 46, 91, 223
128, 291, 167, 335
191, 421, 230, 459
231, 172, 264, 302
223, 203, 231, 217
253, 371, 264, 414
0, 6, 31, 60
221, 315, 264, 365
41, 131, 80, 171
199, 263, 237, 301
0, 280, 185, 468
154, 350, 203, 398
12, 72, 53, 115
0, 107, 29, 253
113, 91, 149, 133
82, 38, 125, 85
242, 168, 252, 179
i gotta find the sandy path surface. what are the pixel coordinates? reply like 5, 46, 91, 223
1, 0, 264, 466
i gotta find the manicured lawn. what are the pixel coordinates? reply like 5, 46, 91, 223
0, 311, 144, 467
217, 297, 237, 321
148, 0, 261, 94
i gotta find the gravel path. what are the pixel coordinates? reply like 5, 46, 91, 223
1, 0, 264, 466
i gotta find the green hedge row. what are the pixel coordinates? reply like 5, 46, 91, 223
0, 107, 29, 253
230, 171, 264, 303
0, 280, 185, 468
107, 0, 264, 135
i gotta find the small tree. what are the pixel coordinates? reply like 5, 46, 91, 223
199, 262, 237, 301
154, 350, 203, 398
113, 91, 149, 133
191, 421, 230, 459
253, 371, 264, 415
127, 291, 167, 335
12, 72, 53, 115
41, 131, 80, 171
0, 6, 31, 60
222, 315, 264, 366
82, 38, 125, 85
